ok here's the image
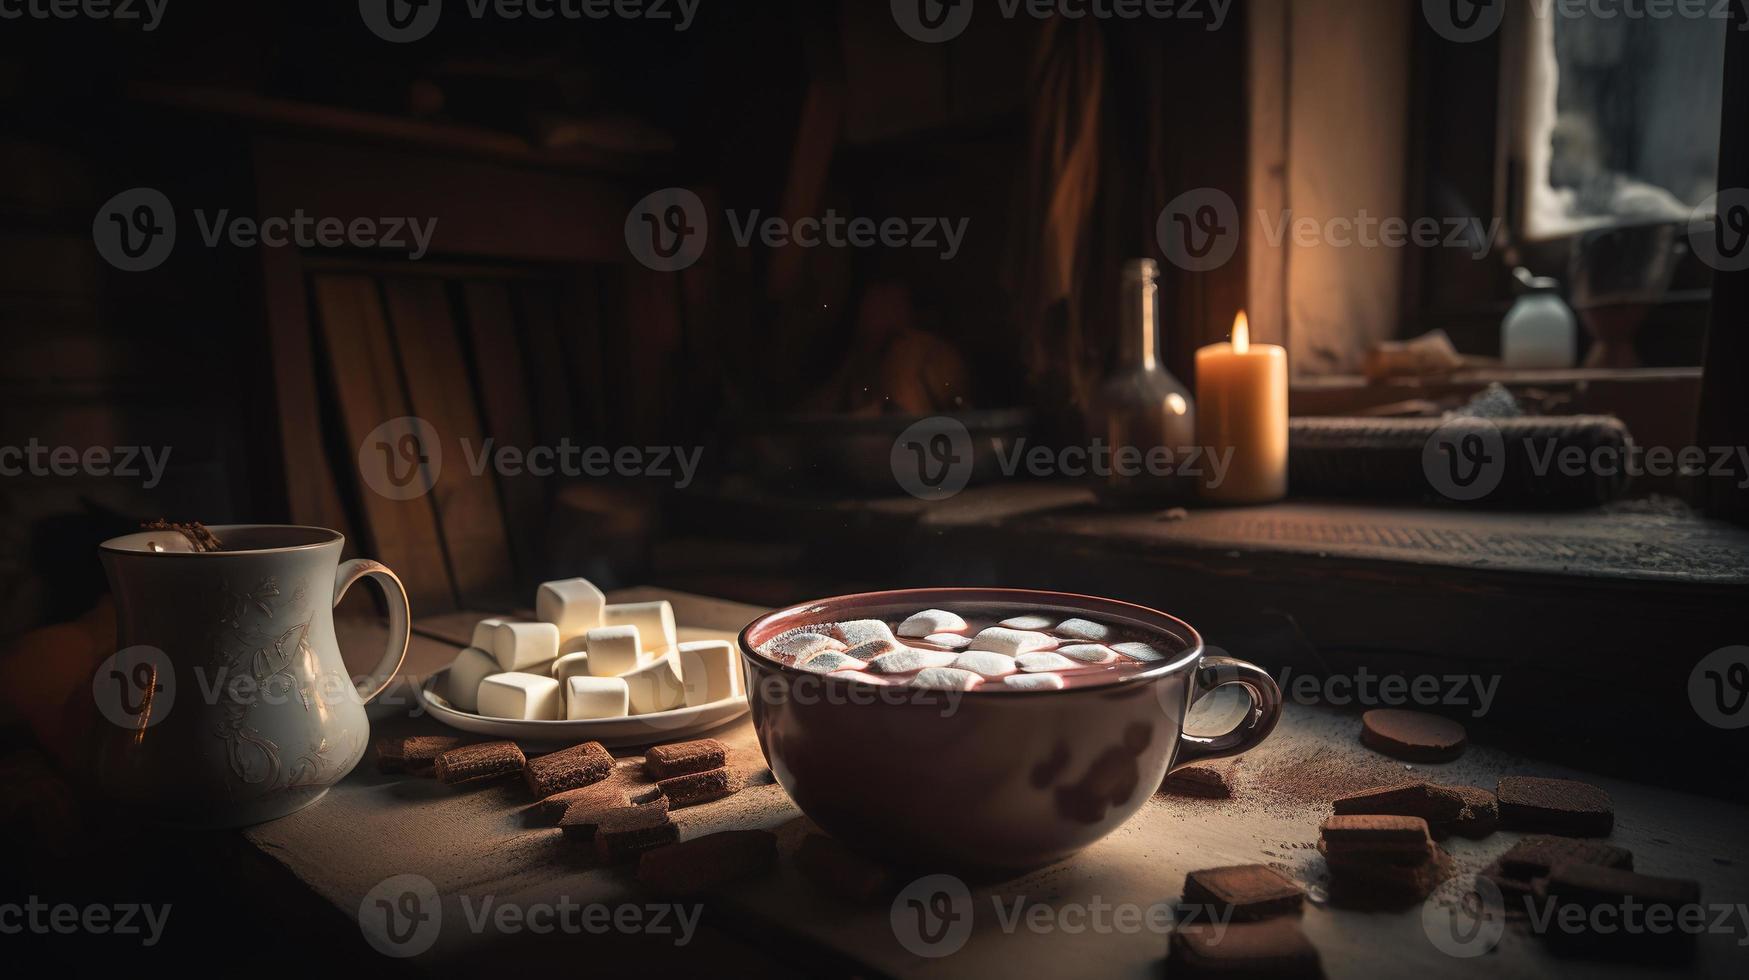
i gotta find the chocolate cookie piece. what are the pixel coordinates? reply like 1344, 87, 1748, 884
1182, 865, 1305, 921
555, 784, 641, 836
1359, 709, 1467, 762
376, 735, 466, 775
1320, 814, 1434, 865
644, 738, 729, 780
1499, 836, 1632, 879
657, 766, 743, 808
434, 740, 526, 785
1496, 776, 1614, 837
1446, 786, 1500, 839
637, 830, 778, 895
1332, 782, 1466, 825
1162, 761, 1237, 799
524, 741, 614, 797
593, 801, 678, 862
1168, 917, 1324, 978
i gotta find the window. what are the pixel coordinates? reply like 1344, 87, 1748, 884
1521, 8, 1726, 239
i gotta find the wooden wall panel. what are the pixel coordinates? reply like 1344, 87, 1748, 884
382, 278, 516, 608
461, 280, 547, 585
311, 274, 455, 614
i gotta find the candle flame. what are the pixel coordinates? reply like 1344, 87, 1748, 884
1233, 311, 1249, 353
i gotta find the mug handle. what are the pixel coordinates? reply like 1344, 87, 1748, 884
1170, 655, 1283, 770
333, 559, 412, 703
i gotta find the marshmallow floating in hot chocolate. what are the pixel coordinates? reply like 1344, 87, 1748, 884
923, 632, 973, 650
865, 648, 959, 674
1054, 617, 1112, 642
795, 651, 867, 675
968, 627, 1057, 657
910, 667, 985, 690
897, 608, 969, 637
1004, 672, 1066, 691
829, 619, 897, 647
950, 651, 1019, 677
767, 631, 845, 665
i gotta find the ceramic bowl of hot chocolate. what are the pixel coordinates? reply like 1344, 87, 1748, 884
739, 588, 1282, 871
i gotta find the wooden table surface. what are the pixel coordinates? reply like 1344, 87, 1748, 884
247, 588, 1749, 978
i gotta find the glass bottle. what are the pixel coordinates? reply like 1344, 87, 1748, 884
1090, 259, 1198, 505
1502, 267, 1578, 369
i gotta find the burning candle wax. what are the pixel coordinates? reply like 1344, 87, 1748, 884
1195, 312, 1288, 504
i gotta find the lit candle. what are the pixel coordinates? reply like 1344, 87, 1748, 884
1195, 312, 1288, 504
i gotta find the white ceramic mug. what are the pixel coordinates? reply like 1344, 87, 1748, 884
97, 524, 410, 827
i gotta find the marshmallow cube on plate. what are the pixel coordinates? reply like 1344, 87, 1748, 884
897, 609, 968, 638
471, 617, 509, 651
565, 675, 630, 720
446, 647, 498, 713
999, 614, 1056, 631
603, 600, 677, 652
585, 625, 646, 677
537, 577, 605, 640
621, 650, 687, 714
551, 651, 592, 687
477, 672, 563, 720
490, 621, 560, 671
676, 640, 741, 706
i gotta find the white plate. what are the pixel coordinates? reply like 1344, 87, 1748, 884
417, 668, 750, 747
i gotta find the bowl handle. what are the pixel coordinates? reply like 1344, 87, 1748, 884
1170, 655, 1283, 770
